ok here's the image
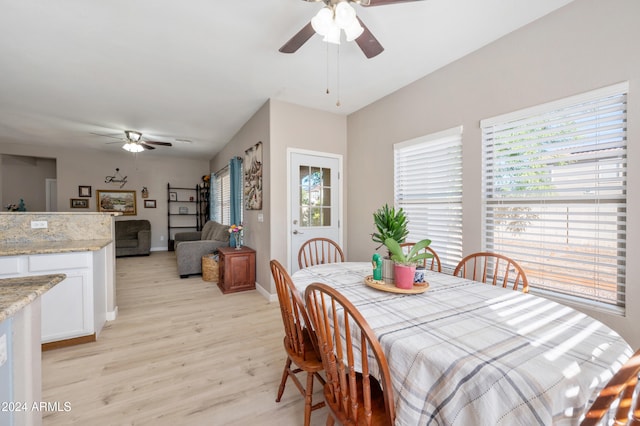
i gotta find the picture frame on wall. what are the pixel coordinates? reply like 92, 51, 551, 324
78, 185, 92, 197
244, 141, 263, 210
96, 190, 137, 215
144, 199, 156, 208
70, 198, 89, 209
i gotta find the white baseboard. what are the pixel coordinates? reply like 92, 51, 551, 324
255, 282, 277, 302
150, 246, 168, 252
106, 306, 118, 321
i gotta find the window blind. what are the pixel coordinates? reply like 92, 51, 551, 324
394, 126, 463, 272
481, 82, 628, 311
213, 166, 230, 226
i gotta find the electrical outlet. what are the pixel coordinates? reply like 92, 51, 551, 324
258, 213, 264, 223
0, 334, 6, 367
31, 220, 48, 229
160, 235, 164, 241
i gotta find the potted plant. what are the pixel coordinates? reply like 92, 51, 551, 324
384, 238, 433, 289
372, 204, 409, 282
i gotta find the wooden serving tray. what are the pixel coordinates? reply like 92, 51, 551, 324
364, 275, 429, 294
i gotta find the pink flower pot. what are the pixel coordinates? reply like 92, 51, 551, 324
394, 264, 416, 289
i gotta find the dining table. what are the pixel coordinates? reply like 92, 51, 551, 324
291, 262, 633, 426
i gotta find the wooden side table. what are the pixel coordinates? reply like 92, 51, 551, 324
217, 246, 256, 294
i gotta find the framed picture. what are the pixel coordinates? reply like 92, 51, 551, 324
144, 199, 156, 208
96, 190, 137, 215
169, 192, 177, 201
70, 198, 89, 209
79, 185, 92, 197
244, 141, 263, 210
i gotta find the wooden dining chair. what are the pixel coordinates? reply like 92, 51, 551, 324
581, 348, 640, 426
305, 282, 395, 426
270, 260, 325, 426
453, 252, 529, 293
400, 242, 442, 272
298, 237, 345, 269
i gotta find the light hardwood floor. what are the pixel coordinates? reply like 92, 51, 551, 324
42, 251, 327, 425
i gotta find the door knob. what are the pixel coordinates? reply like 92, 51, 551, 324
293, 230, 304, 235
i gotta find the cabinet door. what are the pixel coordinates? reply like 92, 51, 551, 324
40, 271, 93, 342
226, 253, 255, 291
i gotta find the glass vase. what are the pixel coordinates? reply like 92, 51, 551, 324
233, 233, 242, 250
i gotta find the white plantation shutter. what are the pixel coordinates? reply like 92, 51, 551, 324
481, 82, 627, 311
394, 126, 463, 272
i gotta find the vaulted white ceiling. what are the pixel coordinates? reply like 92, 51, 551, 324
0, 0, 574, 158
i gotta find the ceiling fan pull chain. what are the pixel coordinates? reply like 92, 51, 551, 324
326, 41, 330, 95
336, 44, 341, 107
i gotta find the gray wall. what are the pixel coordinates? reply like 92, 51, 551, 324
0, 143, 209, 250
346, 0, 640, 347
211, 99, 347, 297
1, 154, 56, 211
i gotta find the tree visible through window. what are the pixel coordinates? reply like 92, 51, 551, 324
481, 82, 628, 311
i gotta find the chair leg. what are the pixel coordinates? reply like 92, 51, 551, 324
303, 371, 315, 426
326, 413, 335, 426
276, 357, 293, 402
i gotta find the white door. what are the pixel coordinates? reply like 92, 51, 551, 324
289, 151, 342, 272
45, 178, 57, 211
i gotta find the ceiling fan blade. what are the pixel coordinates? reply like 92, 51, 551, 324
90, 132, 123, 140
359, 0, 425, 6
355, 17, 384, 58
143, 141, 173, 147
140, 143, 156, 150
279, 22, 315, 54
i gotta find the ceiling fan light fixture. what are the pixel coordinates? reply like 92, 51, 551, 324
125, 130, 142, 142
311, 7, 333, 37
323, 21, 342, 44
334, 2, 357, 29
344, 20, 364, 41
122, 142, 144, 153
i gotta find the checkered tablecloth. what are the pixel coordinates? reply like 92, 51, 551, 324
291, 262, 632, 426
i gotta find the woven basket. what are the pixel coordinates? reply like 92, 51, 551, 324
202, 255, 219, 282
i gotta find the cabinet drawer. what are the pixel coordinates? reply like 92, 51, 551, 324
0, 257, 21, 275
28, 252, 91, 272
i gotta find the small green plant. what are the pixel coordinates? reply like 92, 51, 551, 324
371, 204, 409, 249
384, 238, 433, 266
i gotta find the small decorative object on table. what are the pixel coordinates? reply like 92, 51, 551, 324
372, 253, 383, 280
228, 224, 244, 249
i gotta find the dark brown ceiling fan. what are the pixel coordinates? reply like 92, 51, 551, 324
279, 0, 424, 59
92, 130, 173, 151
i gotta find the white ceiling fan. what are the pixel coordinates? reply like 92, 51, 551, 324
92, 130, 174, 152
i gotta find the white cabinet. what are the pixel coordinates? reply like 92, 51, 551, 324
0, 249, 108, 344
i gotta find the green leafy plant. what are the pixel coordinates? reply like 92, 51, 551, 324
384, 238, 433, 266
371, 204, 409, 249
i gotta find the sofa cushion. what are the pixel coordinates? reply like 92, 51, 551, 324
117, 239, 139, 249
201, 221, 229, 242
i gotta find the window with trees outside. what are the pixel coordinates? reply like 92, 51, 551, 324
480, 82, 628, 312
394, 126, 463, 272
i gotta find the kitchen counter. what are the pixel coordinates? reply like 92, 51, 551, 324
0, 274, 66, 323
0, 274, 65, 426
0, 239, 112, 257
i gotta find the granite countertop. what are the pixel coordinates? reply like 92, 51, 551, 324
0, 239, 112, 256
0, 274, 66, 322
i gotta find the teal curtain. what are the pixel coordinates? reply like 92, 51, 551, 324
229, 157, 243, 246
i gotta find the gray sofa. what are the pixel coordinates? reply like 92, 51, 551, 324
115, 220, 151, 257
175, 221, 229, 278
